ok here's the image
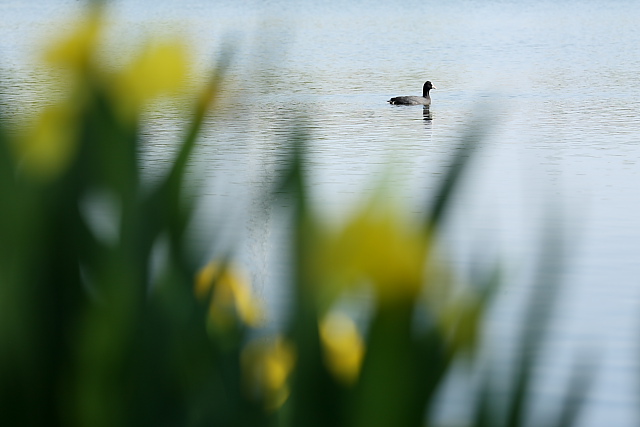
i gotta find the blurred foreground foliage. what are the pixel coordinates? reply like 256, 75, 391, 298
0, 4, 592, 427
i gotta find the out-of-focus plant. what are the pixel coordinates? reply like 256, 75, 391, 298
278, 129, 495, 427
0, 2, 592, 427
0, 3, 268, 426
196, 261, 264, 335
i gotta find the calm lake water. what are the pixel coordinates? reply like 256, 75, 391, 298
3, 0, 640, 425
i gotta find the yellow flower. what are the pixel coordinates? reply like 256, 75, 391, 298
16, 101, 79, 180
318, 204, 430, 304
195, 261, 264, 331
437, 294, 484, 355
44, 8, 103, 71
111, 39, 191, 118
241, 336, 296, 411
319, 311, 365, 386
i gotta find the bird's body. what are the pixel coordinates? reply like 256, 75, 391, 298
388, 81, 436, 105
388, 96, 431, 106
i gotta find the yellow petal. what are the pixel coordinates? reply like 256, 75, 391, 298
112, 40, 191, 116
241, 336, 296, 410
319, 204, 430, 303
438, 295, 484, 355
44, 10, 103, 70
194, 261, 217, 298
194, 261, 264, 331
232, 279, 264, 327
16, 101, 79, 180
319, 311, 365, 386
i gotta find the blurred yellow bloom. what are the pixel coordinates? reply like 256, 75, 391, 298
195, 261, 264, 331
17, 101, 79, 180
112, 40, 191, 117
318, 204, 430, 304
438, 295, 484, 355
44, 9, 103, 71
319, 311, 365, 386
241, 336, 296, 411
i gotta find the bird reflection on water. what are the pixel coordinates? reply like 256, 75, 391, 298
423, 106, 432, 121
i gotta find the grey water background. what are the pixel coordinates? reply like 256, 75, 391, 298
3, 0, 640, 425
